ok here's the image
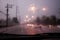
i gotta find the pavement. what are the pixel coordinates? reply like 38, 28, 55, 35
0, 24, 60, 35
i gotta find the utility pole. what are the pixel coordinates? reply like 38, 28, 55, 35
16, 6, 17, 18
6, 4, 9, 27
5, 3, 12, 27
16, 6, 20, 24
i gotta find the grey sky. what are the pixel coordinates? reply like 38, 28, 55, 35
0, 0, 60, 23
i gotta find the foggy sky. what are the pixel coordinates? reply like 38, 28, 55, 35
0, 0, 60, 23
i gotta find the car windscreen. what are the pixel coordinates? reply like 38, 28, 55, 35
0, 0, 60, 35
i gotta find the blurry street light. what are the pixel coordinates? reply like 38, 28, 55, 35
25, 15, 29, 18
30, 6, 36, 13
28, 4, 36, 13
24, 18, 31, 22
31, 6, 36, 11
42, 8, 46, 11
27, 24, 34, 27
32, 16, 34, 18
31, 16, 36, 20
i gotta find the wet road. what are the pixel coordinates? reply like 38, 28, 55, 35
0, 24, 60, 35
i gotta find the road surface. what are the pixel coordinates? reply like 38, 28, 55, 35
0, 24, 60, 35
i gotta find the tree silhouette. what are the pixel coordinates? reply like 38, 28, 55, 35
41, 16, 49, 25
49, 15, 57, 26
57, 19, 60, 25
35, 17, 40, 25
12, 17, 19, 23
